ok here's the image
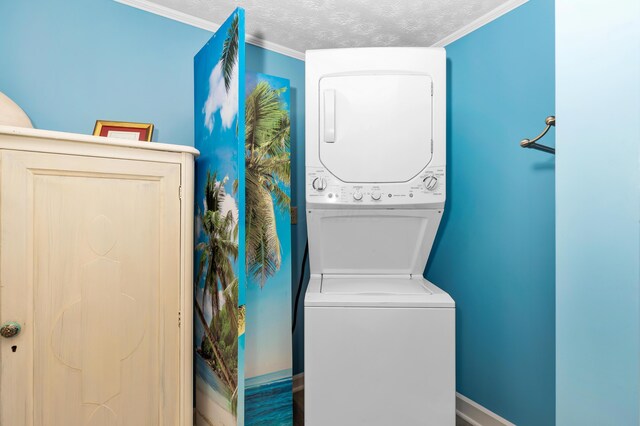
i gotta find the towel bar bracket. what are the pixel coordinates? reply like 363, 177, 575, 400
520, 116, 555, 154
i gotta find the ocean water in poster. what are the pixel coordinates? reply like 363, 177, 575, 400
244, 72, 293, 426
194, 8, 245, 426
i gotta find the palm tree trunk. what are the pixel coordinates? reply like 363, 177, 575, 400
195, 299, 237, 390
227, 304, 238, 331
221, 278, 238, 332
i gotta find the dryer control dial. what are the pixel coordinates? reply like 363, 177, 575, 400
423, 175, 438, 191
312, 177, 327, 191
371, 191, 382, 201
353, 191, 363, 201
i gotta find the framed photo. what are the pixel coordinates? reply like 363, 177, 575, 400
93, 120, 154, 142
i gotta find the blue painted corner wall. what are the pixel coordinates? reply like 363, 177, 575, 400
425, 1, 556, 425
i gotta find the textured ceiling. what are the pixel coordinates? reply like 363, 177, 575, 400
143, 0, 513, 52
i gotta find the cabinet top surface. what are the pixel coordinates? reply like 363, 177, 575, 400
0, 125, 199, 156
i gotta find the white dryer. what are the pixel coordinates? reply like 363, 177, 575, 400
304, 47, 455, 425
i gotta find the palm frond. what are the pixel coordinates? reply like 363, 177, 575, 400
220, 14, 239, 92
266, 181, 291, 213
232, 178, 238, 196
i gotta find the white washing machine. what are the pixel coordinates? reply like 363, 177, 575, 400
304, 47, 455, 425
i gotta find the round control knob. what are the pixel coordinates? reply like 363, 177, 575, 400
371, 191, 382, 201
312, 177, 327, 191
353, 191, 363, 201
423, 175, 438, 191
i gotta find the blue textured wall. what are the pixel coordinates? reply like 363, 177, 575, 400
0, 0, 304, 150
556, 1, 640, 424
425, 1, 555, 425
0, 0, 210, 144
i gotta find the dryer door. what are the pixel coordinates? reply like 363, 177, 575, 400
319, 73, 433, 183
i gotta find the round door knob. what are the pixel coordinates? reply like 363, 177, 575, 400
353, 191, 363, 201
423, 175, 438, 191
0, 321, 21, 338
371, 191, 382, 201
312, 177, 327, 191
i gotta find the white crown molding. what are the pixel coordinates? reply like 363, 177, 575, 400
292, 373, 515, 426
114, 0, 306, 61
431, 0, 528, 47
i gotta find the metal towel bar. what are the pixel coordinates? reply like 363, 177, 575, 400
520, 116, 555, 154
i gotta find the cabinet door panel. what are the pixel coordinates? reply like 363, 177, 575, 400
0, 151, 181, 426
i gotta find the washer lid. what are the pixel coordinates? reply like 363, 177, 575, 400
305, 276, 454, 308
319, 73, 433, 183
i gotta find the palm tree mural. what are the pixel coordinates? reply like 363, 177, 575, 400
195, 171, 238, 392
194, 19, 243, 415
195, 13, 292, 421
244, 81, 291, 286
194, 10, 244, 422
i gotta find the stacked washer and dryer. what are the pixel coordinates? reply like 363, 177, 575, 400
304, 48, 455, 425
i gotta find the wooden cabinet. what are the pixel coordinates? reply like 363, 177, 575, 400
0, 126, 197, 426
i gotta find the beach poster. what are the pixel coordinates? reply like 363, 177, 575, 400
194, 8, 246, 426
244, 72, 293, 425
195, 9, 292, 425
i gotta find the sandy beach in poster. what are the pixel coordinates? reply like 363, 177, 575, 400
195, 376, 236, 426
195, 353, 236, 426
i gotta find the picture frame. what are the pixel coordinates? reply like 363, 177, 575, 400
93, 120, 154, 142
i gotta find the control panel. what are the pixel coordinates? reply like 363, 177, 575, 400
306, 166, 445, 207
